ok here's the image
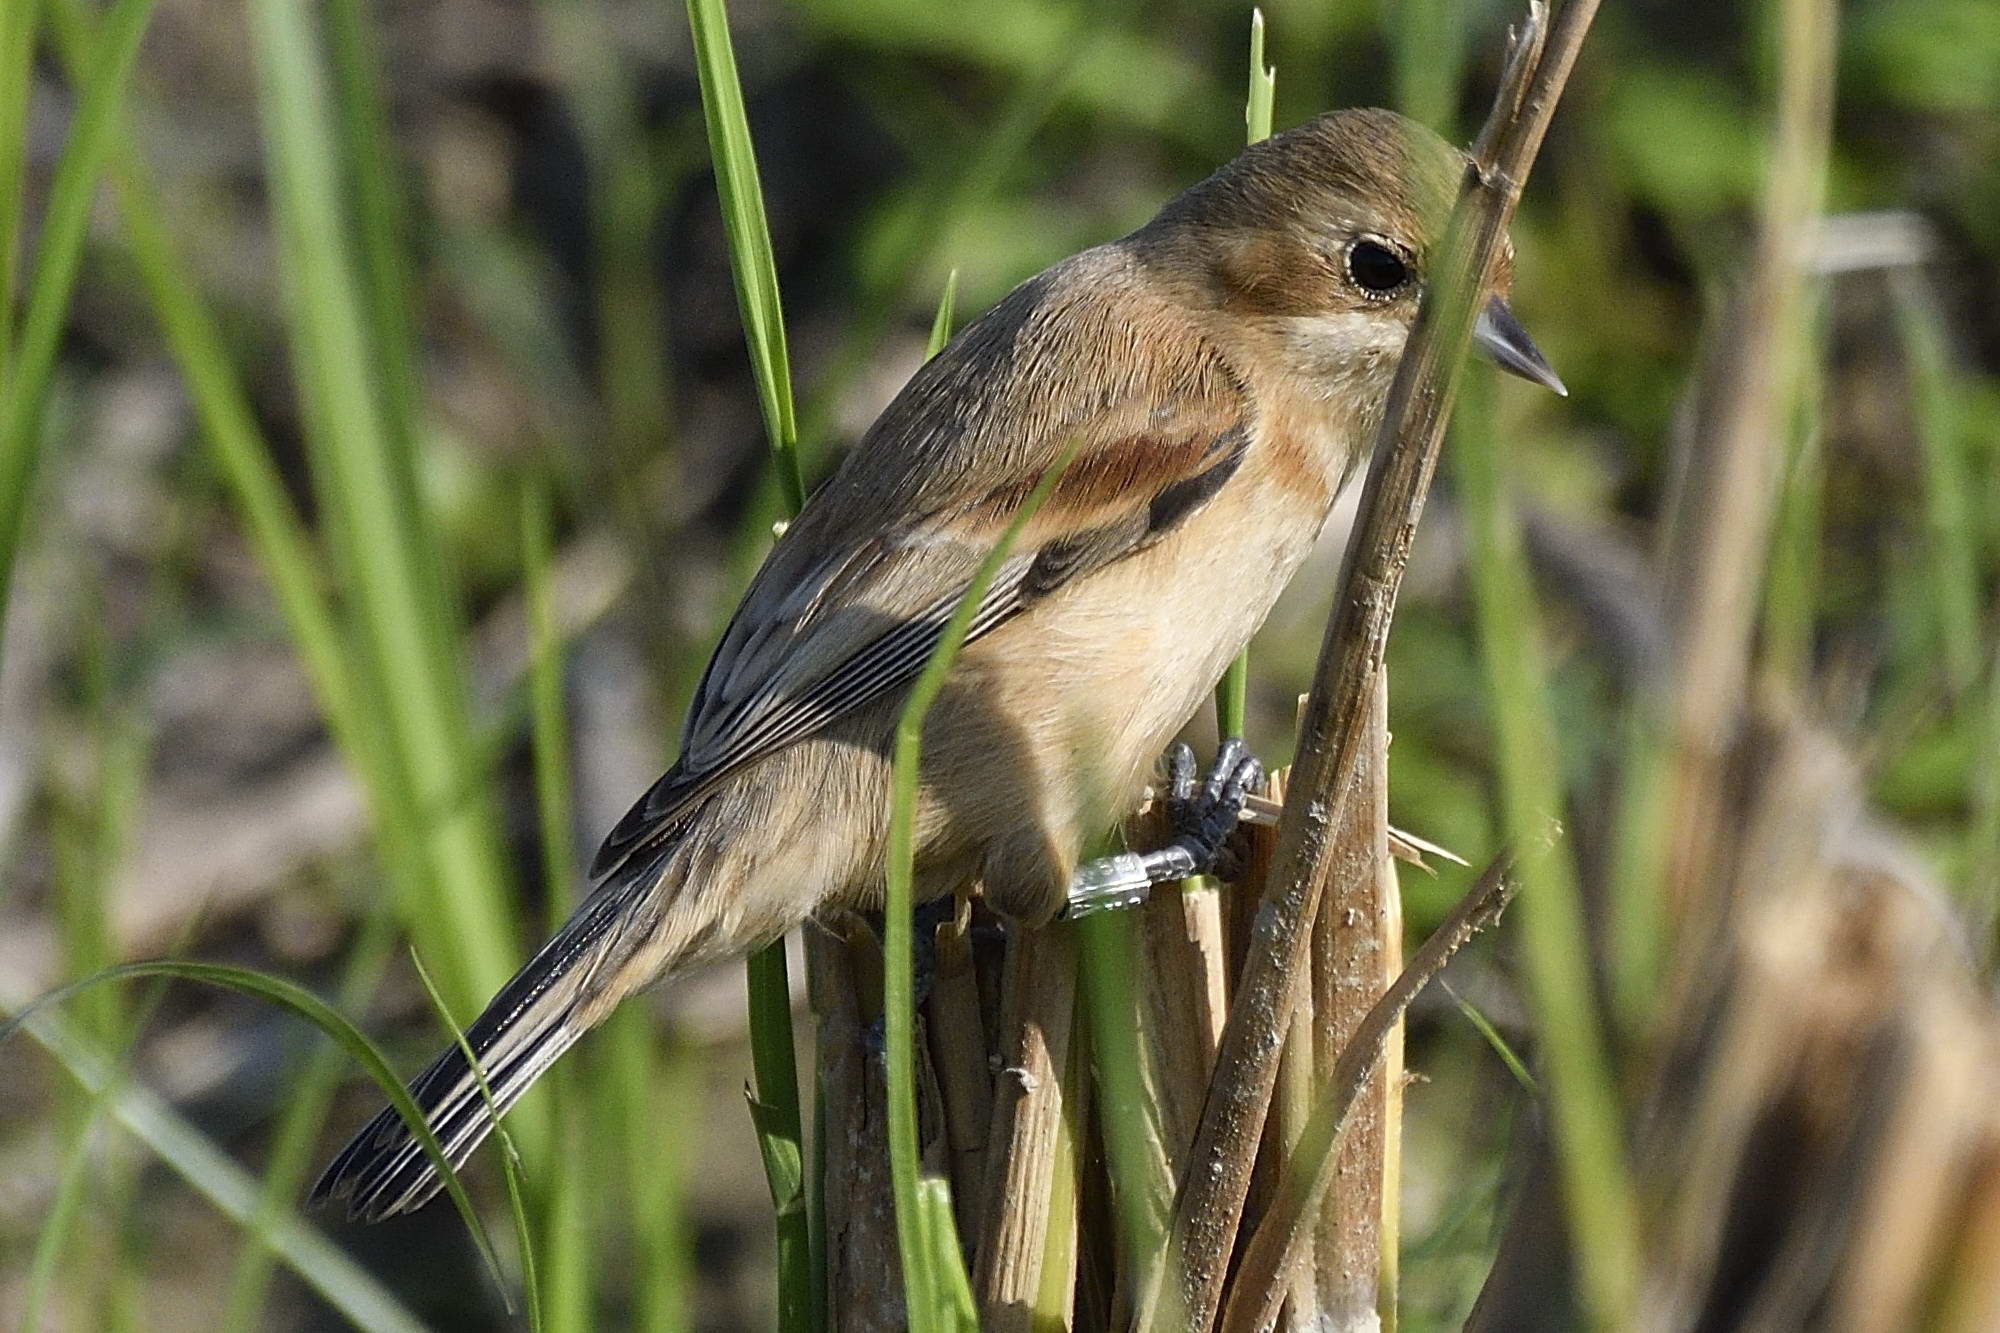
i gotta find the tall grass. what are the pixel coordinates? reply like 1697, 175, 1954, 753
1212, 7, 1273, 742
4, 1000, 430, 1331
1451, 370, 1641, 1326
520, 479, 590, 1333
0, 0, 42, 381
4, 957, 507, 1310
20, 0, 557, 1315
0, 0, 156, 664
681, 1, 812, 1326
248, 0, 523, 1023
8, 0, 2000, 1326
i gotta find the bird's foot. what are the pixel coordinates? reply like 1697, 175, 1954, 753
861, 897, 955, 1055
1060, 738, 1265, 919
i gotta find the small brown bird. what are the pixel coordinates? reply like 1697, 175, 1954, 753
314, 106, 1561, 1219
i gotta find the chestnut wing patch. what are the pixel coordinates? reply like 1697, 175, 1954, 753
590, 416, 1250, 880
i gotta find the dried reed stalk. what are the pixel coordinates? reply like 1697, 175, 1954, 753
1043, 1023, 1089, 1331
1655, 0, 1836, 917
807, 915, 900, 1330
1309, 674, 1399, 1330
1274, 972, 1319, 1332
1242, 769, 1295, 1252
1263, 673, 1400, 1333
1139, 4, 1596, 1326
809, 910, 966, 1330
925, 900, 992, 1250
972, 921, 1080, 1330
1137, 818, 1231, 1176
1471, 719, 2000, 1333
1221, 859, 1516, 1333
1470, 0, 1846, 1319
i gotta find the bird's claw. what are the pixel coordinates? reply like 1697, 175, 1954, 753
1061, 738, 1265, 918
1164, 736, 1263, 878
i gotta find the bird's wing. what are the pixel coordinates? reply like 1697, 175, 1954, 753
591, 269, 1250, 880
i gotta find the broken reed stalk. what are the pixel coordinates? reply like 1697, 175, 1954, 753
972, 923, 1081, 1331
1273, 982, 1318, 1330
1220, 858, 1517, 1333
1261, 674, 1399, 1333
1138, 4, 1596, 1327
1473, 719, 2000, 1333
1368, 849, 1405, 1331
1309, 674, 1399, 1329
925, 904, 993, 1250
808, 915, 905, 1331
1137, 844, 1229, 1176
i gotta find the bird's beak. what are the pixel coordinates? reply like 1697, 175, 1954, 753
1474, 298, 1566, 396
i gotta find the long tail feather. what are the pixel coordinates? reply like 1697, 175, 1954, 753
312, 859, 666, 1221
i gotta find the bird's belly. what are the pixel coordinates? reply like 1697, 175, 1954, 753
1055, 484, 1324, 796
910, 476, 1327, 918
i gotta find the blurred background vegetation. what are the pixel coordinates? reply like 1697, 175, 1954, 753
1, 0, 1997, 1328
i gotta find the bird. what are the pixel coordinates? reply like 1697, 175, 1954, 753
312, 105, 1563, 1221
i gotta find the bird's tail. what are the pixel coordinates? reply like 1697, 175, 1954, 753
311, 855, 669, 1221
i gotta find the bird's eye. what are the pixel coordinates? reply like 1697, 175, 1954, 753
1345, 238, 1410, 295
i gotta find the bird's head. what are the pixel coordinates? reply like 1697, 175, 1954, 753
1135, 107, 1563, 403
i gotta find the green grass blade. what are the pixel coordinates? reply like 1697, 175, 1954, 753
38, 2, 511, 1182
1981, 648, 2000, 961
1757, 329, 1825, 694
218, 903, 401, 1333
520, 476, 600, 1333
610, 1011, 695, 1333
247, 0, 521, 1021
34, 611, 156, 1325
884, 438, 1081, 1328
321, 0, 426, 464
50, 598, 142, 1041
1889, 268, 1984, 699
2, 960, 510, 1290
808, 1078, 830, 1333
321, 0, 480, 724
1079, 906, 1172, 1293
927, 268, 960, 358
1442, 982, 1539, 1097
1214, 655, 1249, 741
40, 0, 362, 774
742, 1074, 809, 1320
540, 1086, 594, 1333
1450, 373, 1641, 1325
411, 950, 539, 1325
1245, 8, 1275, 144
1603, 713, 1673, 1030
682, 2, 812, 1323
685, 0, 803, 509
919, 1178, 978, 1329
0, 0, 42, 381
1216, 9, 1274, 740
29, 856, 166, 1333
523, 478, 578, 934
0, 0, 157, 668
23, 1093, 104, 1333
1, 979, 463, 1332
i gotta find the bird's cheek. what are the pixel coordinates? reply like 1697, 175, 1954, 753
1278, 310, 1406, 384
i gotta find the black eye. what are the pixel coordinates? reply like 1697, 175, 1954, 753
1346, 239, 1409, 295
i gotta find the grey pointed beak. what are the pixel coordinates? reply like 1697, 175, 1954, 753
1474, 298, 1566, 396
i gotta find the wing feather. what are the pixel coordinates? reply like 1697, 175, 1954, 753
590, 251, 1251, 880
